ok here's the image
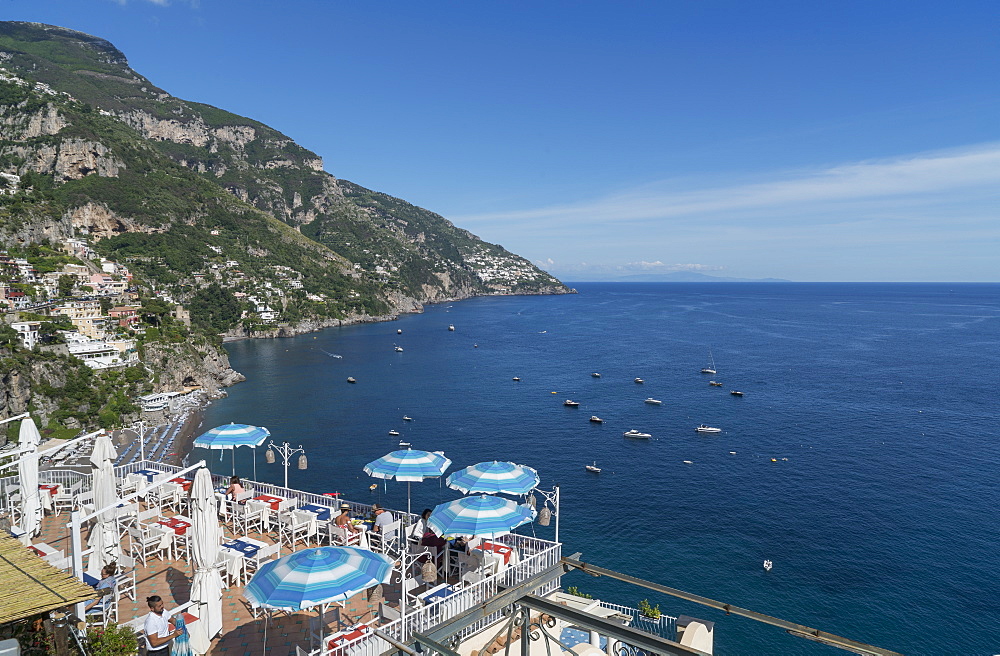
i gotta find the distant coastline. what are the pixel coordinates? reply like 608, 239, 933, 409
556, 272, 791, 282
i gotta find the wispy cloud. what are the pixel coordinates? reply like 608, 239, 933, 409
456, 143, 1000, 229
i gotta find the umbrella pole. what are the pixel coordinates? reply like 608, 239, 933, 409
252, 447, 257, 482
407, 481, 411, 518
232, 449, 236, 476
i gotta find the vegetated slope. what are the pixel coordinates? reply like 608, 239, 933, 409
0, 21, 568, 323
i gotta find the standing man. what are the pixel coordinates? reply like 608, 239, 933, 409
144, 595, 182, 656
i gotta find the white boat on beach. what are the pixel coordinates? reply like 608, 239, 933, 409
585, 462, 602, 473
644, 398, 662, 405
695, 424, 722, 433
623, 429, 651, 439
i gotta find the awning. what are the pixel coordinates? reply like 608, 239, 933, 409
0, 532, 95, 624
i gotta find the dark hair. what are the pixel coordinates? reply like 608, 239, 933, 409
421, 508, 432, 519
146, 595, 162, 606
103, 562, 118, 577
230, 476, 241, 484
372, 504, 382, 510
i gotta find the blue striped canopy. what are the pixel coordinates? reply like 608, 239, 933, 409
363, 449, 452, 483
427, 495, 536, 539
447, 461, 540, 495
244, 547, 393, 611
193, 423, 270, 450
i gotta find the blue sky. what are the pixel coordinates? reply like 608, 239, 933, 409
4, 1, 998, 281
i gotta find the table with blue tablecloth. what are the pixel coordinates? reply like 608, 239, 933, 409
299, 503, 333, 522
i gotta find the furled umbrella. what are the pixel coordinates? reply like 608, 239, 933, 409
187, 467, 224, 655
364, 448, 452, 517
446, 461, 540, 496
16, 418, 42, 545
193, 423, 270, 478
426, 495, 536, 539
245, 546, 393, 648
86, 433, 122, 577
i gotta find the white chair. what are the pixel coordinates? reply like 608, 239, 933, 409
216, 549, 245, 587
328, 524, 361, 547
85, 583, 118, 626
128, 527, 166, 565
52, 482, 79, 515
278, 511, 313, 548
159, 482, 184, 513
376, 601, 400, 625
369, 520, 402, 555
115, 555, 137, 601
244, 542, 280, 580
233, 502, 265, 535
403, 577, 423, 608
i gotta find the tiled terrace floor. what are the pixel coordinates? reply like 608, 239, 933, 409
32, 503, 396, 656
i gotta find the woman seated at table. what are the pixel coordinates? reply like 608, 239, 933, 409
85, 562, 118, 613
418, 509, 446, 552
335, 503, 360, 534
225, 476, 245, 501
410, 508, 432, 542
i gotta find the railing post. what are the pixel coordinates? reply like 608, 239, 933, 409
554, 484, 560, 544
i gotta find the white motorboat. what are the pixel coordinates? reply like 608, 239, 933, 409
644, 398, 662, 405
398, 441, 411, 448
730, 390, 744, 396
563, 399, 580, 407
634, 377, 644, 384
512, 377, 521, 381
403, 416, 413, 421
389, 430, 400, 436
695, 424, 722, 433
709, 380, 723, 387
347, 377, 356, 383
589, 416, 604, 423
394, 346, 404, 352
585, 462, 602, 473
397, 329, 402, 334
448, 324, 455, 331
701, 349, 717, 374
591, 372, 601, 378
623, 429, 651, 439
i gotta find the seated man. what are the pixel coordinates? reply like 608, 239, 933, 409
334, 503, 360, 534
372, 504, 396, 538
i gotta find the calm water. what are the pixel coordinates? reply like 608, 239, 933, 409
200, 283, 1000, 655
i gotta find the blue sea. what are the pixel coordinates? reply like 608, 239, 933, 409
200, 283, 1000, 655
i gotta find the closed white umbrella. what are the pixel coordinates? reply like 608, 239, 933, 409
86, 434, 121, 577
188, 467, 224, 654
17, 418, 42, 545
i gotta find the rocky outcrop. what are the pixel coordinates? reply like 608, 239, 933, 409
7, 138, 124, 180
0, 356, 70, 432
142, 341, 245, 399
0, 102, 67, 139
66, 202, 163, 238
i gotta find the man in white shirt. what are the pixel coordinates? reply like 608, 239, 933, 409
372, 504, 396, 539
143, 595, 181, 656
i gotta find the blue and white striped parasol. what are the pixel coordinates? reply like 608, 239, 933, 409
446, 461, 540, 496
194, 423, 270, 476
427, 494, 536, 539
364, 448, 452, 516
244, 546, 393, 611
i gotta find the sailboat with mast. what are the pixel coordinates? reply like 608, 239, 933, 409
700, 349, 717, 375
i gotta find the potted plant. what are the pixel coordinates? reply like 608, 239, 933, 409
86, 623, 139, 656
638, 599, 661, 620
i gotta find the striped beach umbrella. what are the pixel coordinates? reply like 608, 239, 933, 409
446, 461, 540, 496
427, 494, 536, 539
244, 547, 393, 611
364, 448, 452, 516
194, 423, 270, 476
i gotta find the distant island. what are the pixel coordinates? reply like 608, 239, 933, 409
571, 272, 791, 283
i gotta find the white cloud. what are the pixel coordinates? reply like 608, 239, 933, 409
456, 142, 1000, 229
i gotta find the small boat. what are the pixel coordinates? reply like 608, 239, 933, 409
394, 346, 404, 352
623, 429, 651, 439
591, 373, 601, 378
634, 377, 644, 384
709, 381, 723, 387
695, 424, 721, 433
644, 398, 662, 405
563, 399, 580, 407
388, 430, 400, 436
403, 416, 413, 421
589, 416, 604, 423
700, 349, 717, 374
347, 377, 356, 383
763, 559, 773, 572
448, 324, 455, 331
683, 460, 693, 464
512, 376, 521, 381
398, 441, 411, 448
397, 329, 402, 334
730, 390, 744, 396
585, 462, 601, 473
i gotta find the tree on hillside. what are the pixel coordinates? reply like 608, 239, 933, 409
57, 274, 75, 297
140, 298, 173, 326
188, 283, 242, 333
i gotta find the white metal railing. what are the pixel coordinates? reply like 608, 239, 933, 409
595, 600, 677, 640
